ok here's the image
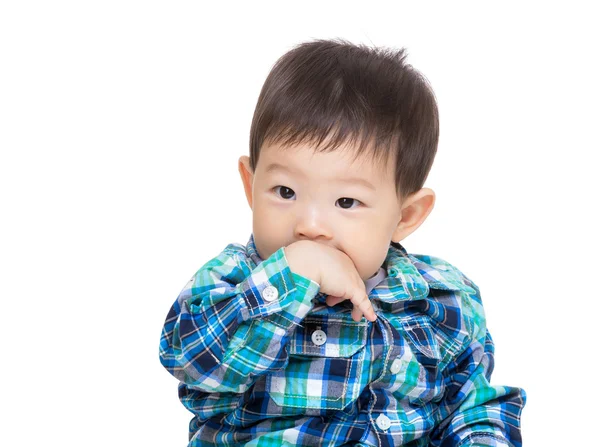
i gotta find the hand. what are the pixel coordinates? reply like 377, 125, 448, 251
284, 241, 377, 322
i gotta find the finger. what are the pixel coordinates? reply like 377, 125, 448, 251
349, 299, 377, 322
354, 293, 377, 321
351, 292, 371, 314
355, 304, 376, 322
351, 305, 363, 322
326, 295, 345, 306
367, 308, 377, 321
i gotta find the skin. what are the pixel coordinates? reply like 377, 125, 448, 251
238, 137, 436, 283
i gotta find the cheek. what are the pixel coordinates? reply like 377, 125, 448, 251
344, 222, 391, 277
252, 200, 291, 252
345, 216, 382, 244
253, 198, 288, 230
348, 231, 371, 249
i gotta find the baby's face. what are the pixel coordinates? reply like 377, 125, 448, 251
239, 140, 405, 281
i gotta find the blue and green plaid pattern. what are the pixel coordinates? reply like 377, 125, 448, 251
159, 234, 526, 446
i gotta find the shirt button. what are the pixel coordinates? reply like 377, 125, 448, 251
376, 413, 391, 430
311, 329, 327, 346
262, 285, 279, 302
390, 358, 402, 374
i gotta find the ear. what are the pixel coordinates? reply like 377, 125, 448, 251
238, 155, 254, 209
391, 188, 436, 243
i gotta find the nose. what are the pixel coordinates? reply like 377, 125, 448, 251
293, 203, 333, 241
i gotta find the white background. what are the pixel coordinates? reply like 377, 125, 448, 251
1, 1, 598, 445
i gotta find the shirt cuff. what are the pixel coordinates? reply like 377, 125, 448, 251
236, 246, 321, 326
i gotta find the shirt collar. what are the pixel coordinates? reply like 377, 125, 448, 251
245, 234, 476, 303
381, 241, 477, 301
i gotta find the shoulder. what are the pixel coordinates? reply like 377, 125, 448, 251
408, 252, 488, 353
181, 243, 251, 298
197, 242, 248, 273
408, 252, 479, 298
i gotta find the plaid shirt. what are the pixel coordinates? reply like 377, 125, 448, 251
159, 234, 526, 446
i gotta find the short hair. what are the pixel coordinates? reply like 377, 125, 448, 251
248, 38, 439, 202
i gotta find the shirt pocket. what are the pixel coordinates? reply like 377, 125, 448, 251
389, 315, 443, 407
265, 314, 368, 411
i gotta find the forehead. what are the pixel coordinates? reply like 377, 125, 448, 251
259, 140, 394, 186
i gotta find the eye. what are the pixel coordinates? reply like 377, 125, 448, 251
336, 197, 362, 209
273, 185, 295, 200
272, 186, 362, 209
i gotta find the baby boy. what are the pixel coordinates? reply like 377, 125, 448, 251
159, 38, 526, 446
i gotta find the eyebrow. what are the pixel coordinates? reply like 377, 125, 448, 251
265, 162, 377, 191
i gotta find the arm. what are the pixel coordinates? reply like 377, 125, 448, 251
158, 245, 320, 394
430, 286, 526, 446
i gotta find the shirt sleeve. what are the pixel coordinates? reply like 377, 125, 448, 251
429, 285, 527, 447
158, 245, 321, 394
